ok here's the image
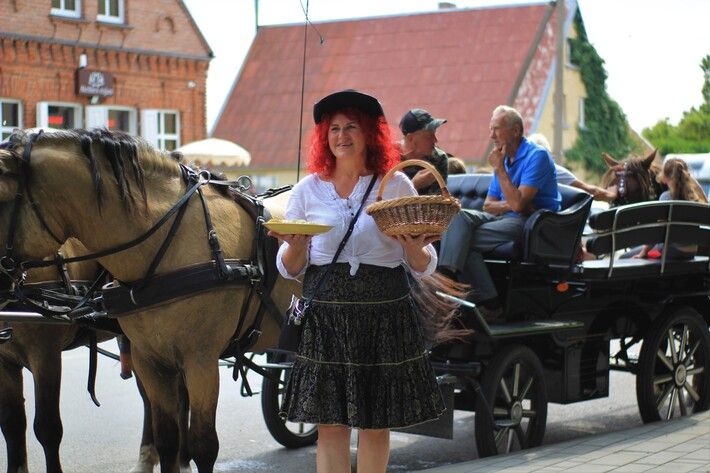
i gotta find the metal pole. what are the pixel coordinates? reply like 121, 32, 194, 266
0, 311, 72, 324
553, 0, 565, 164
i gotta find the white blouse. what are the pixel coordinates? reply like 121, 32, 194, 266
276, 171, 438, 279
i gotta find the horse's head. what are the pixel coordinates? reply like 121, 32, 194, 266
600, 149, 662, 206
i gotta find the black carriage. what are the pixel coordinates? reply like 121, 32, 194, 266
261, 173, 710, 457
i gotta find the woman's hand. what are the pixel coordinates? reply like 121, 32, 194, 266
268, 231, 311, 276
267, 230, 311, 250
391, 233, 440, 273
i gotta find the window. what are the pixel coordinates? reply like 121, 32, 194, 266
141, 110, 180, 151
37, 102, 82, 129
578, 97, 586, 129
0, 99, 22, 141
86, 105, 136, 134
97, 0, 124, 24
251, 175, 277, 194
51, 0, 81, 18
565, 39, 579, 69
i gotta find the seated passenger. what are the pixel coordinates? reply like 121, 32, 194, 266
438, 106, 560, 321
528, 133, 615, 202
447, 156, 467, 175
629, 158, 707, 260
398, 108, 450, 195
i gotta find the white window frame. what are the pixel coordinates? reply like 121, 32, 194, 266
86, 105, 137, 134
578, 97, 586, 129
0, 98, 22, 140
141, 109, 180, 150
51, 0, 81, 19
97, 0, 125, 24
251, 175, 277, 193
37, 101, 82, 129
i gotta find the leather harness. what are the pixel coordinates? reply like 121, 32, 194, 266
0, 131, 291, 391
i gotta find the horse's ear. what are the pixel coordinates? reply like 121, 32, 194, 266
602, 152, 619, 168
642, 149, 657, 169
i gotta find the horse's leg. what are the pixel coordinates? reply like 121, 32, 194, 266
183, 361, 219, 473
178, 382, 192, 473
29, 350, 64, 473
131, 349, 182, 473
0, 360, 28, 473
129, 372, 159, 473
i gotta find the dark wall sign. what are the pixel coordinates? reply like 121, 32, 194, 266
76, 69, 115, 97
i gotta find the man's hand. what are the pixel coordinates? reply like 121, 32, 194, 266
412, 169, 436, 190
488, 145, 506, 170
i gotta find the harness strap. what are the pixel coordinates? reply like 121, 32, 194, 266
197, 187, 232, 280
21, 172, 204, 270
87, 331, 100, 407
136, 192, 192, 291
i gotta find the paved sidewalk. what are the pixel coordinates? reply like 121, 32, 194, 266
422, 410, 710, 472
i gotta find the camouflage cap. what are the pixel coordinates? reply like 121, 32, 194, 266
399, 108, 447, 135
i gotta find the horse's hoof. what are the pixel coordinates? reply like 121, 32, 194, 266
129, 445, 158, 473
180, 465, 193, 473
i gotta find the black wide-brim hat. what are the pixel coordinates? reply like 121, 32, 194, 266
313, 89, 384, 123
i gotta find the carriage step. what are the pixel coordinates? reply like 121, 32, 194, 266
436, 292, 584, 338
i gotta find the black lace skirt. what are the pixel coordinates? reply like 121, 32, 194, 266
280, 263, 445, 429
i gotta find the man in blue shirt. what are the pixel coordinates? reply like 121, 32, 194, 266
438, 105, 560, 321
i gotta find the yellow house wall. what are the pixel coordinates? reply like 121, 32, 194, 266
535, 27, 586, 160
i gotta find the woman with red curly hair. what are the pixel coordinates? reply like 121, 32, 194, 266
269, 90, 444, 473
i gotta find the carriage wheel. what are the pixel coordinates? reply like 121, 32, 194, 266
474, 345, 547, 458
636, 306, 710, 423
260, 355, 318, 449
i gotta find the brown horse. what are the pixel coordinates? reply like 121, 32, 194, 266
0, 237, 189, 473
0, 129, 297, 472
600, 149, 664, 207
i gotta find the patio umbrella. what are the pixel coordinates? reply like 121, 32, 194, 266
175, 138, 251, 168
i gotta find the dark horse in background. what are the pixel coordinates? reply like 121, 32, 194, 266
600, 149, 664, 207
0, 129, 298, 473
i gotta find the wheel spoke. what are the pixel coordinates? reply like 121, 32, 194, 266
667, 388, 677, 420
653, 374, 674, 385
514, 425, 527, 449
656, 349, 675, 371
522, 409, 537, 418
499, 378, 512, 405
668, 329, 678, 364
679, 325, 689, 360
678, 388, 688, 416
684, 381, 701, 402
513, 363, 521, 397
519, 376, 534, 400
493, 407, 509, 417
506, 428, 515, 452
687, 366, 705, 376
656, 383, 673, 411
494, 426, 508, 447
686, 340, 701, 363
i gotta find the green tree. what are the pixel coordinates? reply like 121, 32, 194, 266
565, 10, 637, 174
642, 54, 710, 154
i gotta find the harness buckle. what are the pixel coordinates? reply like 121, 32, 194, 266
0, 256, 17, 273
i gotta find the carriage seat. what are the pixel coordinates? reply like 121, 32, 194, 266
447, 174, 593, 265
583, 200, 710, 279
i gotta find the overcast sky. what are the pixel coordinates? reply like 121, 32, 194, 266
182, 0, 709, 135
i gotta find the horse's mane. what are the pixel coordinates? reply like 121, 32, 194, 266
3, 128, 185, 212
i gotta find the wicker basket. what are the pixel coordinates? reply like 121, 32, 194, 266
366, 159, 461, 236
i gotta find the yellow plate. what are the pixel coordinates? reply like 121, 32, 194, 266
264, 221, 333, 236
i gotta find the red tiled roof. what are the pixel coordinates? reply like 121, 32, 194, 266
213, 4, 555, 169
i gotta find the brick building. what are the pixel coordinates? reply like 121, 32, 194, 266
0, 0, 212, 150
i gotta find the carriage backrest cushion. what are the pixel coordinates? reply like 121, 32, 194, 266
447, 174, 586, 212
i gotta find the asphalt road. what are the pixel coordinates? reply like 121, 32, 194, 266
1, 342, 644, 472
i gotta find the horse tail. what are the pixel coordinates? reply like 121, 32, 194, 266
408, 271, 473, 346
